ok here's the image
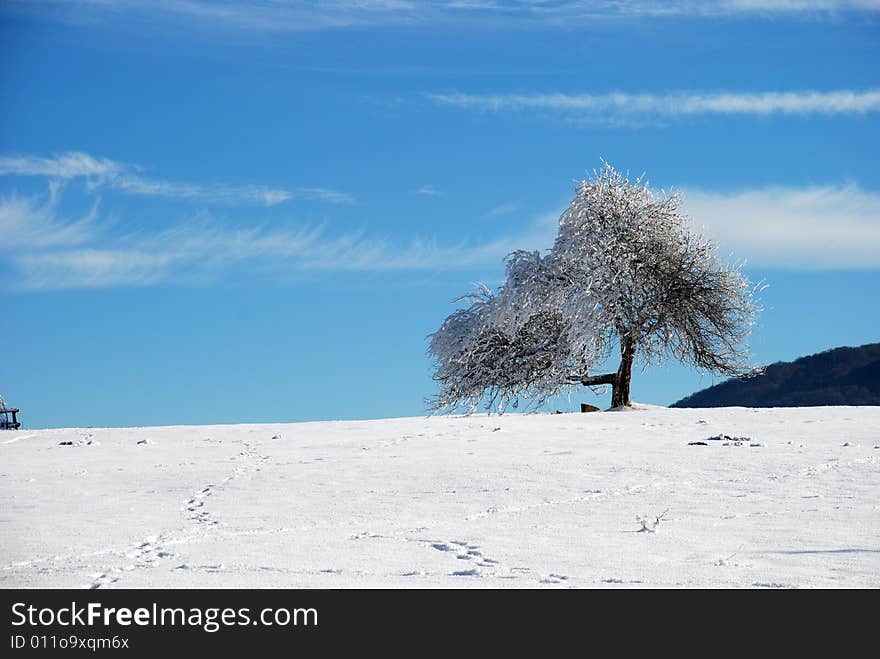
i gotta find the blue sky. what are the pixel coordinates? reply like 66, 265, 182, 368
1, 1, 879, 428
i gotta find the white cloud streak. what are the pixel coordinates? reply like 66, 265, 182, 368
0, 184, 551, 289
0, 152, 355, 206
6, 215, 544, 290
486, 202, 520, 218
293, 187, 358, 205
684, 184, 880, 269
4, 181, 879, 290
7, 1, 880, 32
0, 183, 102, 249
107, 176, 293, 206
428, 89, 880, 120
0, 152, 124, 181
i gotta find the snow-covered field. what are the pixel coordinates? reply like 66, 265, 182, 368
2, 406, 878, 588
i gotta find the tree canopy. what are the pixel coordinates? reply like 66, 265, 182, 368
428, 162, 762, 413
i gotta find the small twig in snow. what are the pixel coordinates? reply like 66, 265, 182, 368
715, 544, 745, 566
636, 508, 669, 533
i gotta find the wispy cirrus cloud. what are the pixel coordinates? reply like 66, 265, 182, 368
0, 152, 124, 181
428, 88, 880, 122
293, 187, 358, 205
4, 209, 545, 291
4, 177, 879, 290
0, 182, 102, 249
0, 182, 551, 290
0, 151, 355, 206
104, 176, 293, 206
486, 202, 520, 218
415, 185, 442, 197
6, 1, 880, 32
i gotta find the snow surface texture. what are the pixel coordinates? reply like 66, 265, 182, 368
2, 407, 878, 588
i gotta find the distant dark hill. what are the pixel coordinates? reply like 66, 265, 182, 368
671, 343, 880, 408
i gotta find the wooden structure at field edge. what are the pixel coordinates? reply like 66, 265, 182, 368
0, 406, 20, 430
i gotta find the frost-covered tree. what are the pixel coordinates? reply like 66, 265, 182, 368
428, 163, 761, 413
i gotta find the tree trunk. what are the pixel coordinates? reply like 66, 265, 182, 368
611, 337, 635, 408
569, 338, 635, 409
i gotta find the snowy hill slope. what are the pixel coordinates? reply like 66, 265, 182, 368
2, 407, 879, 588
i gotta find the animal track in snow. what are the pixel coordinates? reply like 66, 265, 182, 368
430, 540, 489, 564
88, 572, 120, 589
420, 538, 546, 580
465, 487, 632, 521
86, 438, 271, 589
398, 533, 568, 585
184, 485, 219, 525
86, 534, 177, 589
181, 439, 271, 527
363, 435, 414, 451
602, 577, 643, 585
